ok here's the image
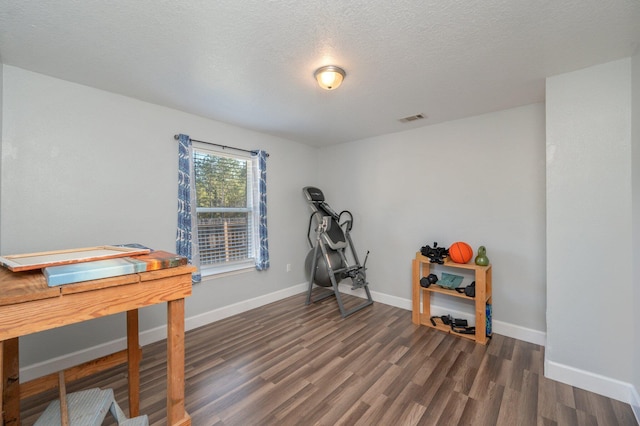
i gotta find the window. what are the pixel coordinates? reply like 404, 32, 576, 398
193, 146, 257, 274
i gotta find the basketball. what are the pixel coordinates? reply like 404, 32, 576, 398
449, 242, 473, 264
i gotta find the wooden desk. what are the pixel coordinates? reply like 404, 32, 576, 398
0, 264, 194, 425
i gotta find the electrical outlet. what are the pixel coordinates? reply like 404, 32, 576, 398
286, 264, 292, 272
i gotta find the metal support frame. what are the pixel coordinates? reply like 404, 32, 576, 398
306, 214, 373, 318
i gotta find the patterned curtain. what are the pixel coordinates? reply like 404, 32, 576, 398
252, 150, 269, 270
176, 134, 202, 282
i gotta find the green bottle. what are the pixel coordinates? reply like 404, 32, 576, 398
475, 246, 489, 266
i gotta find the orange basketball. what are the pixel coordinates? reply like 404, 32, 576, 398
449, 242, 473, 264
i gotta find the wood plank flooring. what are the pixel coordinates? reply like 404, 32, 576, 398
20, 291, 638, 425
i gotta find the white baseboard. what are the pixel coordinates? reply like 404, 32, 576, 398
631, 385, 640, 425
21, 282, 636, 416
491, 319, 546, 346
184, 282, 308, 331
425, 305, 546, 346
23, 283, 545, 381
20, 283, 308, 382
375, 287, 634, 412
20, 338, 129, 382
545, 359, 638, 406
337, 284, 547, 347
337, 283, 410, 310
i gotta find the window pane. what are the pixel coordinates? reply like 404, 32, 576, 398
193, 147, 255, 271
197, 212, 253, 265
194, 152, 248, 208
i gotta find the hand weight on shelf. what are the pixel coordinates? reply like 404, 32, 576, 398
454, 281, 476, 297
420, 273, 438, 288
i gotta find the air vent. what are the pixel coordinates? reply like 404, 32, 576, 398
398, 113, 426, 123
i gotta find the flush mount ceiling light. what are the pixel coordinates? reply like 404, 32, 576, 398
314, 65, 346, 90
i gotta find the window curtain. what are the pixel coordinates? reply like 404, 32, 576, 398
176, 134, 202, 283
252, 150, 269, 270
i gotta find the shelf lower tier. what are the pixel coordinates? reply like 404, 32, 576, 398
419, 313, 491, 344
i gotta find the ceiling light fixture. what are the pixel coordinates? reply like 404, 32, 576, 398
314, 65, 346, 90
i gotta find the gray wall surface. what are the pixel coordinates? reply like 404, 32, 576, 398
546, 58, 633, 384
632, 51, 640, 407
317, 103, 547, 333
1, 65, 318, 366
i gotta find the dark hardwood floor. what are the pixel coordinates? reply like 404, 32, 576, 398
20, 291, 637, 425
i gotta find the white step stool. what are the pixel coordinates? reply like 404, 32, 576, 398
34, 377, 148, 426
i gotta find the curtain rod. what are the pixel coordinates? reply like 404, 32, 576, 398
173, 134, 269, 157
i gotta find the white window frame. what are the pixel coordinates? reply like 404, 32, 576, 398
193, 142, 257, 276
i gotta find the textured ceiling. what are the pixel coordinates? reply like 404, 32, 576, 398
1, 1, 639, 146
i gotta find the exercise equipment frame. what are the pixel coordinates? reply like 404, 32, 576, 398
304, 187, 373, 318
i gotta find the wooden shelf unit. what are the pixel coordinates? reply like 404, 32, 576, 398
412, 252, 492, 344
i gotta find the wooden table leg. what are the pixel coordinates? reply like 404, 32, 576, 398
2, 338, 20, 426
58, 371, 69, 426
1, 341, 3, 424
127, 309, 141, 417
167, 298, 190, 425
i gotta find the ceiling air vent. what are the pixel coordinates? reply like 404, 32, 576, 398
398, 113, 426, 123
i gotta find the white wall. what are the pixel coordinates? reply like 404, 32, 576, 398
1, 65, 318, 366
546, 59, 634, 401
317, 104, 547, 334
632, 51, 640, 415
0, 60, 3, 242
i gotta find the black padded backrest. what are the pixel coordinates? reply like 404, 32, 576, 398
322, 215, 346, 249
303, 186, 324, 203
316, 202, 334, 218
304, 186, 346, 249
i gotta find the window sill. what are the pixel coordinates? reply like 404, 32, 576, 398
199, 262, 256, 281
